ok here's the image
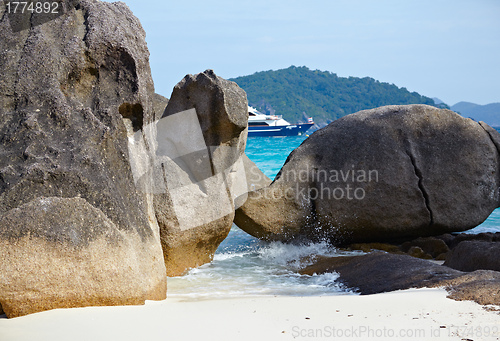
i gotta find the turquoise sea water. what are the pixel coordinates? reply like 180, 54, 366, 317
168, 134, 500, 297
469, 127, 500, 233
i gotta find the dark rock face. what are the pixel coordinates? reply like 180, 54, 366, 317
445, 232, 500, 249
345, 242, 404, 254
344, 232, 500, 267
151, 93, 169, 121
0, 0, 157, 232
300, 252, 462, 294
152, 70, 249, 276
444, 241, 500, 272
300, 252, 500, 306
400, 237, 450, 259
0, 0, 167, 317
235, 105, 500, 243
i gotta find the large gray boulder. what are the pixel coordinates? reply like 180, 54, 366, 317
0, 0, 166, 317
150, 70, 249, 276
235, 104, 500, 243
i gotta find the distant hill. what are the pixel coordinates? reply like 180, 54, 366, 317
230, 66, 436, 125
451, 102, 500, 127
432, 98, 450, 109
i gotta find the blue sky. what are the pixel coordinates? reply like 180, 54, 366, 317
118, 0, 499, 106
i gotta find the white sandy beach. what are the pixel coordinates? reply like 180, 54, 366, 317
1, 288, 499, 341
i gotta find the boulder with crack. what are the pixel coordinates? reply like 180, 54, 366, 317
235, 104, 500, 243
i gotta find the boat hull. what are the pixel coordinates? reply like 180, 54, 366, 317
248, 123, 314, 137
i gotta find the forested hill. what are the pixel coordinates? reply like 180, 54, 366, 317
230, 66, 438, 125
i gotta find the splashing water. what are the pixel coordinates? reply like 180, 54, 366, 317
167, 225, 358, 298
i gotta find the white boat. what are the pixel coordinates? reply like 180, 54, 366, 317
247, 107, 314, 137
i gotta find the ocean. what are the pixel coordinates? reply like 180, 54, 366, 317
168, 134, 500, 298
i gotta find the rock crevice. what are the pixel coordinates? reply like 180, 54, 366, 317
405, 148, 434, 227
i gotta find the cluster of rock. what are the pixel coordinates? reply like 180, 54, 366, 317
299, 249, 500, 306
332, 232, 500, 298
0, 0, 250, 317
235, 104, 500, 306
2, 0, 500, 319
343, 232, 500, 268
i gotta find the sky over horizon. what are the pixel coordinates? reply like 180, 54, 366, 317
118, 0, 499, 106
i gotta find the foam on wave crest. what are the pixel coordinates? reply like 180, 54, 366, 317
168, 226, 357, 298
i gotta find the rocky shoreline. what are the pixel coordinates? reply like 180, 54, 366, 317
1, 0, 500, 319
300, 250, 500, 307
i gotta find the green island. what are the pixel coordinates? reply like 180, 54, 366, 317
231, 65, 448, 125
